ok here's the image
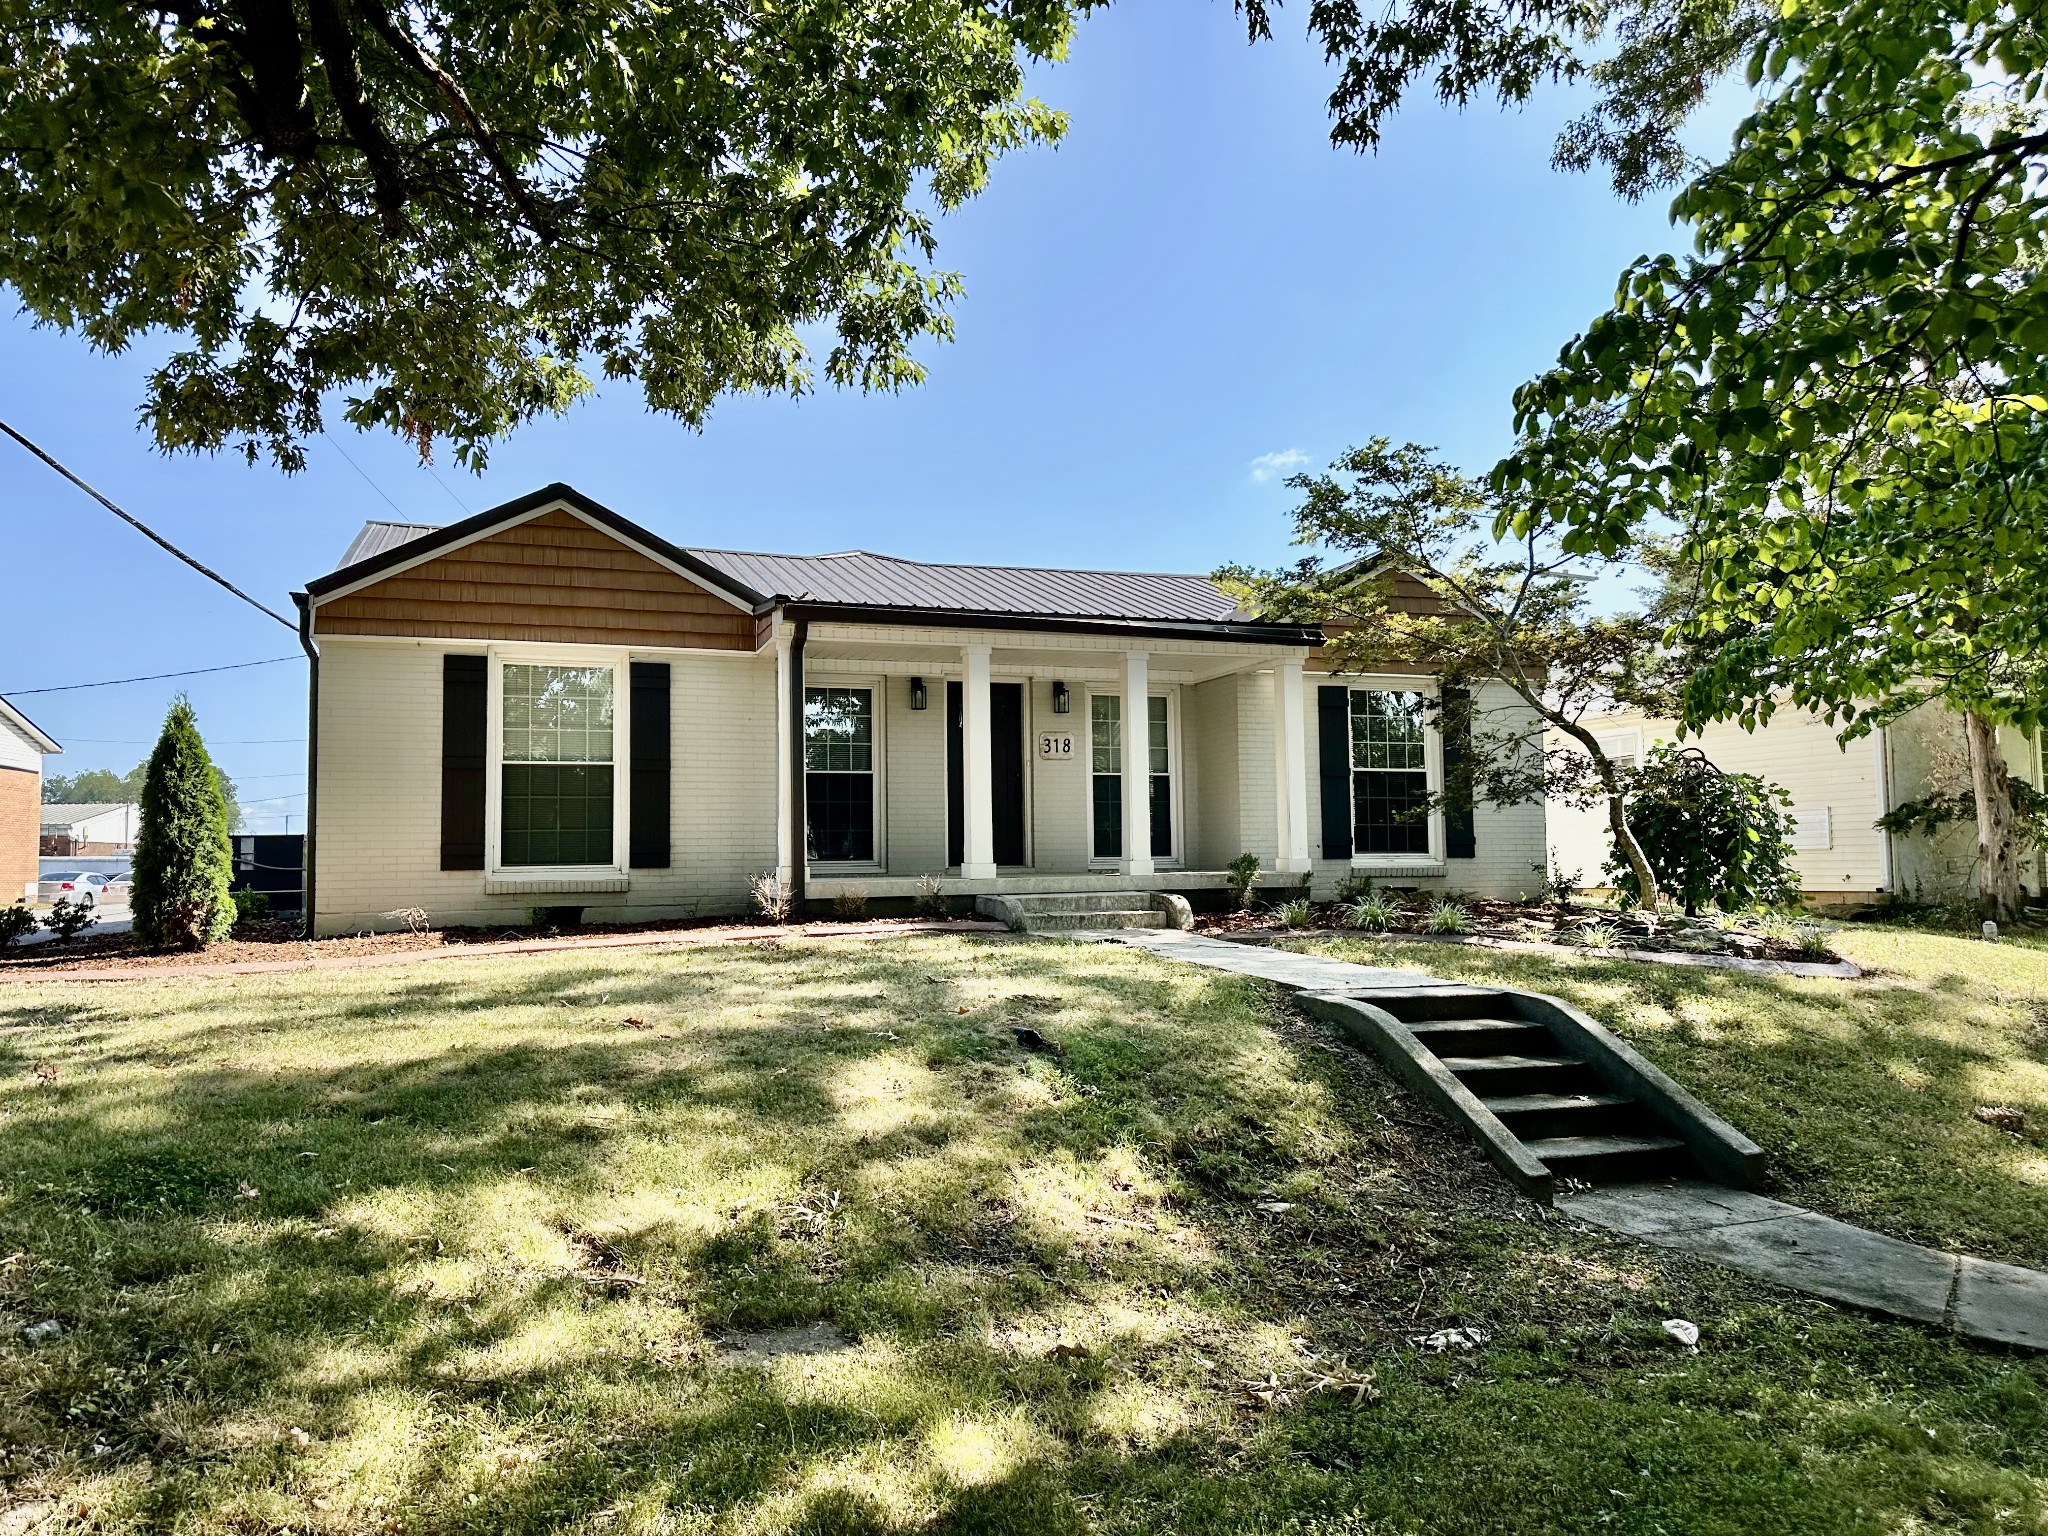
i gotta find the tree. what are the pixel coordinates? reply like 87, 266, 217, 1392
1218, 438, 1688, 913
44, 760, 244, 832
1500, 0, 2048, 921
1608, 744, 1800, 914
131, 698, 236, 949
0, 0, 1074, 468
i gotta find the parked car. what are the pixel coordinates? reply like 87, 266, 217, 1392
37, 871, 110, 908
103, 868, 134, 902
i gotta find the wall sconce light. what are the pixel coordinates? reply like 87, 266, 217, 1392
909, 676, 928, 711
1052, 680, 1071, 714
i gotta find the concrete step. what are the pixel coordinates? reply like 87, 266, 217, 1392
1482, 1091, 1641, 1140
1020, 909, 1173, 933
1524, 1133, 1688, 1183
1001, 890, 1161, 913
1407, 1017, 1555, 1056
1441, 1054, 1601, 1096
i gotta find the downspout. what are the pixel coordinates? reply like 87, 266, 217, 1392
293, 592, 319, 939
1873, 721, 1894, 897
788, 615, 808, 919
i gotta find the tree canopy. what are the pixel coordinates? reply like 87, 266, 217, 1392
44, 761, 244, 832
0, 0, 1079, 468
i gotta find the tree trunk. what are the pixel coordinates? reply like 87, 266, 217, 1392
1606, 787, 1662, 915
1964, 710, 2023, 924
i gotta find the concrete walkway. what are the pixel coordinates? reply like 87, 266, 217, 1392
1093, 928, 2048, 1352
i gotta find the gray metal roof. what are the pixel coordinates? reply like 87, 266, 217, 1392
339, 520, 440, 568
40, 802, 136, 829
683, 547, 1247, 623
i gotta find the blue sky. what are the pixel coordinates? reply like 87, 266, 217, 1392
0, 0, 1740, 831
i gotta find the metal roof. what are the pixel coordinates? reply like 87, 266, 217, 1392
338, 519, 440, 568
40, 802, 136, 829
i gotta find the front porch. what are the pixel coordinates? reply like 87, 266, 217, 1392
773, 617, 1317, 903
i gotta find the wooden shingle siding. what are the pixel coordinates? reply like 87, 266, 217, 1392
316, 510, 759, 649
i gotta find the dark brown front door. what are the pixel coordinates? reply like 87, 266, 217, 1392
948, 681, 1027, 867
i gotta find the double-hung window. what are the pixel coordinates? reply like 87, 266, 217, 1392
805, 685, 875, 863
1090, 693, 1173, 860
1350, 689, 1431, 855
501, 663, 616, 866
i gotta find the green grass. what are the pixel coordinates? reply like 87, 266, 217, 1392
0, 935, 2042, 1533
1294, 925, 2048, 1268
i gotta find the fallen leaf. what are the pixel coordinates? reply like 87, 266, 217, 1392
1047, 1342, 1090, 1360
1973, 1104, 2026, 1135
1661, 1319, 1701, 1349
619, 1017, 651, 1031
285, 1426, 313, 1452
235, 1180, 260, 1202
1411, 1327, 1489, 1353
1254, 1200, 1297, 1214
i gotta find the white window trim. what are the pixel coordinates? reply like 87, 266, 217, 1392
1594, 728, 1643, 772
803, 674, 887, 875
1345, 677, 1445, 870
1085, 685, 1184, 871
485, 643, 631, 878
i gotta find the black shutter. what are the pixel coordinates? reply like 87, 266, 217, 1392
1317, 684, 1353, 861
630, 661, 671, 869
440, 654, 487, 871
1443, 685, 1476, 859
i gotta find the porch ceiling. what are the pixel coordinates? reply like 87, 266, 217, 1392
802, 635, 1290, 684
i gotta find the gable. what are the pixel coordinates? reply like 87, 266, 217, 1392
313, 509, 760, 650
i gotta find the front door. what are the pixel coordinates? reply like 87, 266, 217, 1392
948, 681, 1027, 867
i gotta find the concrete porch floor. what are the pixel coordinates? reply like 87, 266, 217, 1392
801, 869, 1303, 900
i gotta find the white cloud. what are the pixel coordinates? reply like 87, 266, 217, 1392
1247, 448, 1311, 484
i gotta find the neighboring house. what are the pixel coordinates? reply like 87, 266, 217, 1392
1548, 705, 2048, 906
39, 802, 141, 857
295, 485, 1548, 935
2, 695, 62, 901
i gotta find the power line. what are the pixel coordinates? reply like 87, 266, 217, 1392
422, 459, 472, 515
3, 656, 301, 695
322, 429, 412, 519
56, 736, 306, 745
0, 418, 297, 631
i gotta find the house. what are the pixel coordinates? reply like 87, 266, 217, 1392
2, 695, 61, 901
1547, 704, 2048, 906
38, 802, 141, 857
294, 485, 1548, 935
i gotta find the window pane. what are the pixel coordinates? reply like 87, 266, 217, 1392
1354, 769, 1431, 855
1149, 772, 1172, 858
1350, 689, 1426, 773
1148, 695, 1169, 774
805, 687, 873, 774
502, 763, 614, 865
1091, 694, 1121, 773
503, 665, 614, 764
806, 773, 875, 862
1092, 773, 1122, 859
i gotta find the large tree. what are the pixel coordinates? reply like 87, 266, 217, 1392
0, 0, 1076, 468
1500, 0, 2048, 920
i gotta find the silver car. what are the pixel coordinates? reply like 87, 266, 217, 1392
37, 871, 110, 908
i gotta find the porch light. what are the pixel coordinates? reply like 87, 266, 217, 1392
909, 676, 928, 711
1052, 680, 1071, 714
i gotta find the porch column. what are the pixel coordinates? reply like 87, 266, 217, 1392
1121, 649, 1154, 877
775, 626, 802, 890
1274, 655, 1311, 873
961, 644, 997, 878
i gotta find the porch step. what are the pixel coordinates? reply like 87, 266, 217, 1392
973, 890, 1194, 935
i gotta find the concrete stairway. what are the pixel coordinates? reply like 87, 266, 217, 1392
973, 890, 1195, 935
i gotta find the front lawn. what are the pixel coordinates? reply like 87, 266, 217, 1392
2, 936, 2044, 1533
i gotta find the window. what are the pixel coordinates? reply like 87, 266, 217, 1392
1091, 693, 1173, 860
501, 663, 615, 866
1350, 689, 1431, 855
806, 686, 875, 862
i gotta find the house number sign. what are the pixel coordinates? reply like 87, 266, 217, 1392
1038, 732, 1076, 760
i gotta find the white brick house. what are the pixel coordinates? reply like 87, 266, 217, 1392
296, 485, 1550, 935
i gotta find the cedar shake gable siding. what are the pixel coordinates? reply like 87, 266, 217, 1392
314, 509, 759, 650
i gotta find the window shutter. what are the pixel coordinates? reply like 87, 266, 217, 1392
630, 661, 671, 869
440, 654, 487, 871
1443, 685, 1476, 860
1317, 685, 1353, 861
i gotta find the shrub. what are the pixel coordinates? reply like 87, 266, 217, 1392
42, 895, 98, 941
1532, 850, 1581, 907
231, 889, 270, 925
1571, 919, 1623, 949
1424, 899, 1470, 934
131, 698, 235, 950
1793, 921, 1836, 956
830, 886, 869, 920
1345, 893, 1399, 932
1333, 870, 1377, 903
749, 872, 791, 923
1224, 853, 1261, 910
1606, 744, 1801, 916
912, 874, 948, 918
1275, 897, 1316, 928
0, 902, 35, 948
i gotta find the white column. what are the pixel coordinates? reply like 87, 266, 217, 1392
775, 631, 796, 887
1121, 649, 1154, 877
1274, 655, 1311, 873
961, 644, 997, 878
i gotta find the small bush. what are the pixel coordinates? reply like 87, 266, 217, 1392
830, 886, 870, 920
1345, 893, 1400, 932
1424, 899, 1470, 934
1275, 897, 1316, 928
1571, 919, 1623, 949
0, 902, 37, 948
1793, 921, 1835, 956
42, 895, 98, 941
231, 889, 270, 925
1224, 853, 1261, 911
1333, 871, 1377, 903
1607, 743, 1801, 916
749, 872, 791, 923
911, 874, 948, 918
1532, 851, 1580, 907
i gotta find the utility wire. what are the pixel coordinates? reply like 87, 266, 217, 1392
422, 459, 472, 515
322, 429, 413, 519
1, 418, 297, 632
3, 656, 301, 695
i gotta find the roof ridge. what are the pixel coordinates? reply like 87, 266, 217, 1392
686, 545, 1223, 583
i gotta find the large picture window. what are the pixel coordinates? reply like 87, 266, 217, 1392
806, 686, 875, 862
1350, 689, 1431, 855
501, 663, 615, 866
